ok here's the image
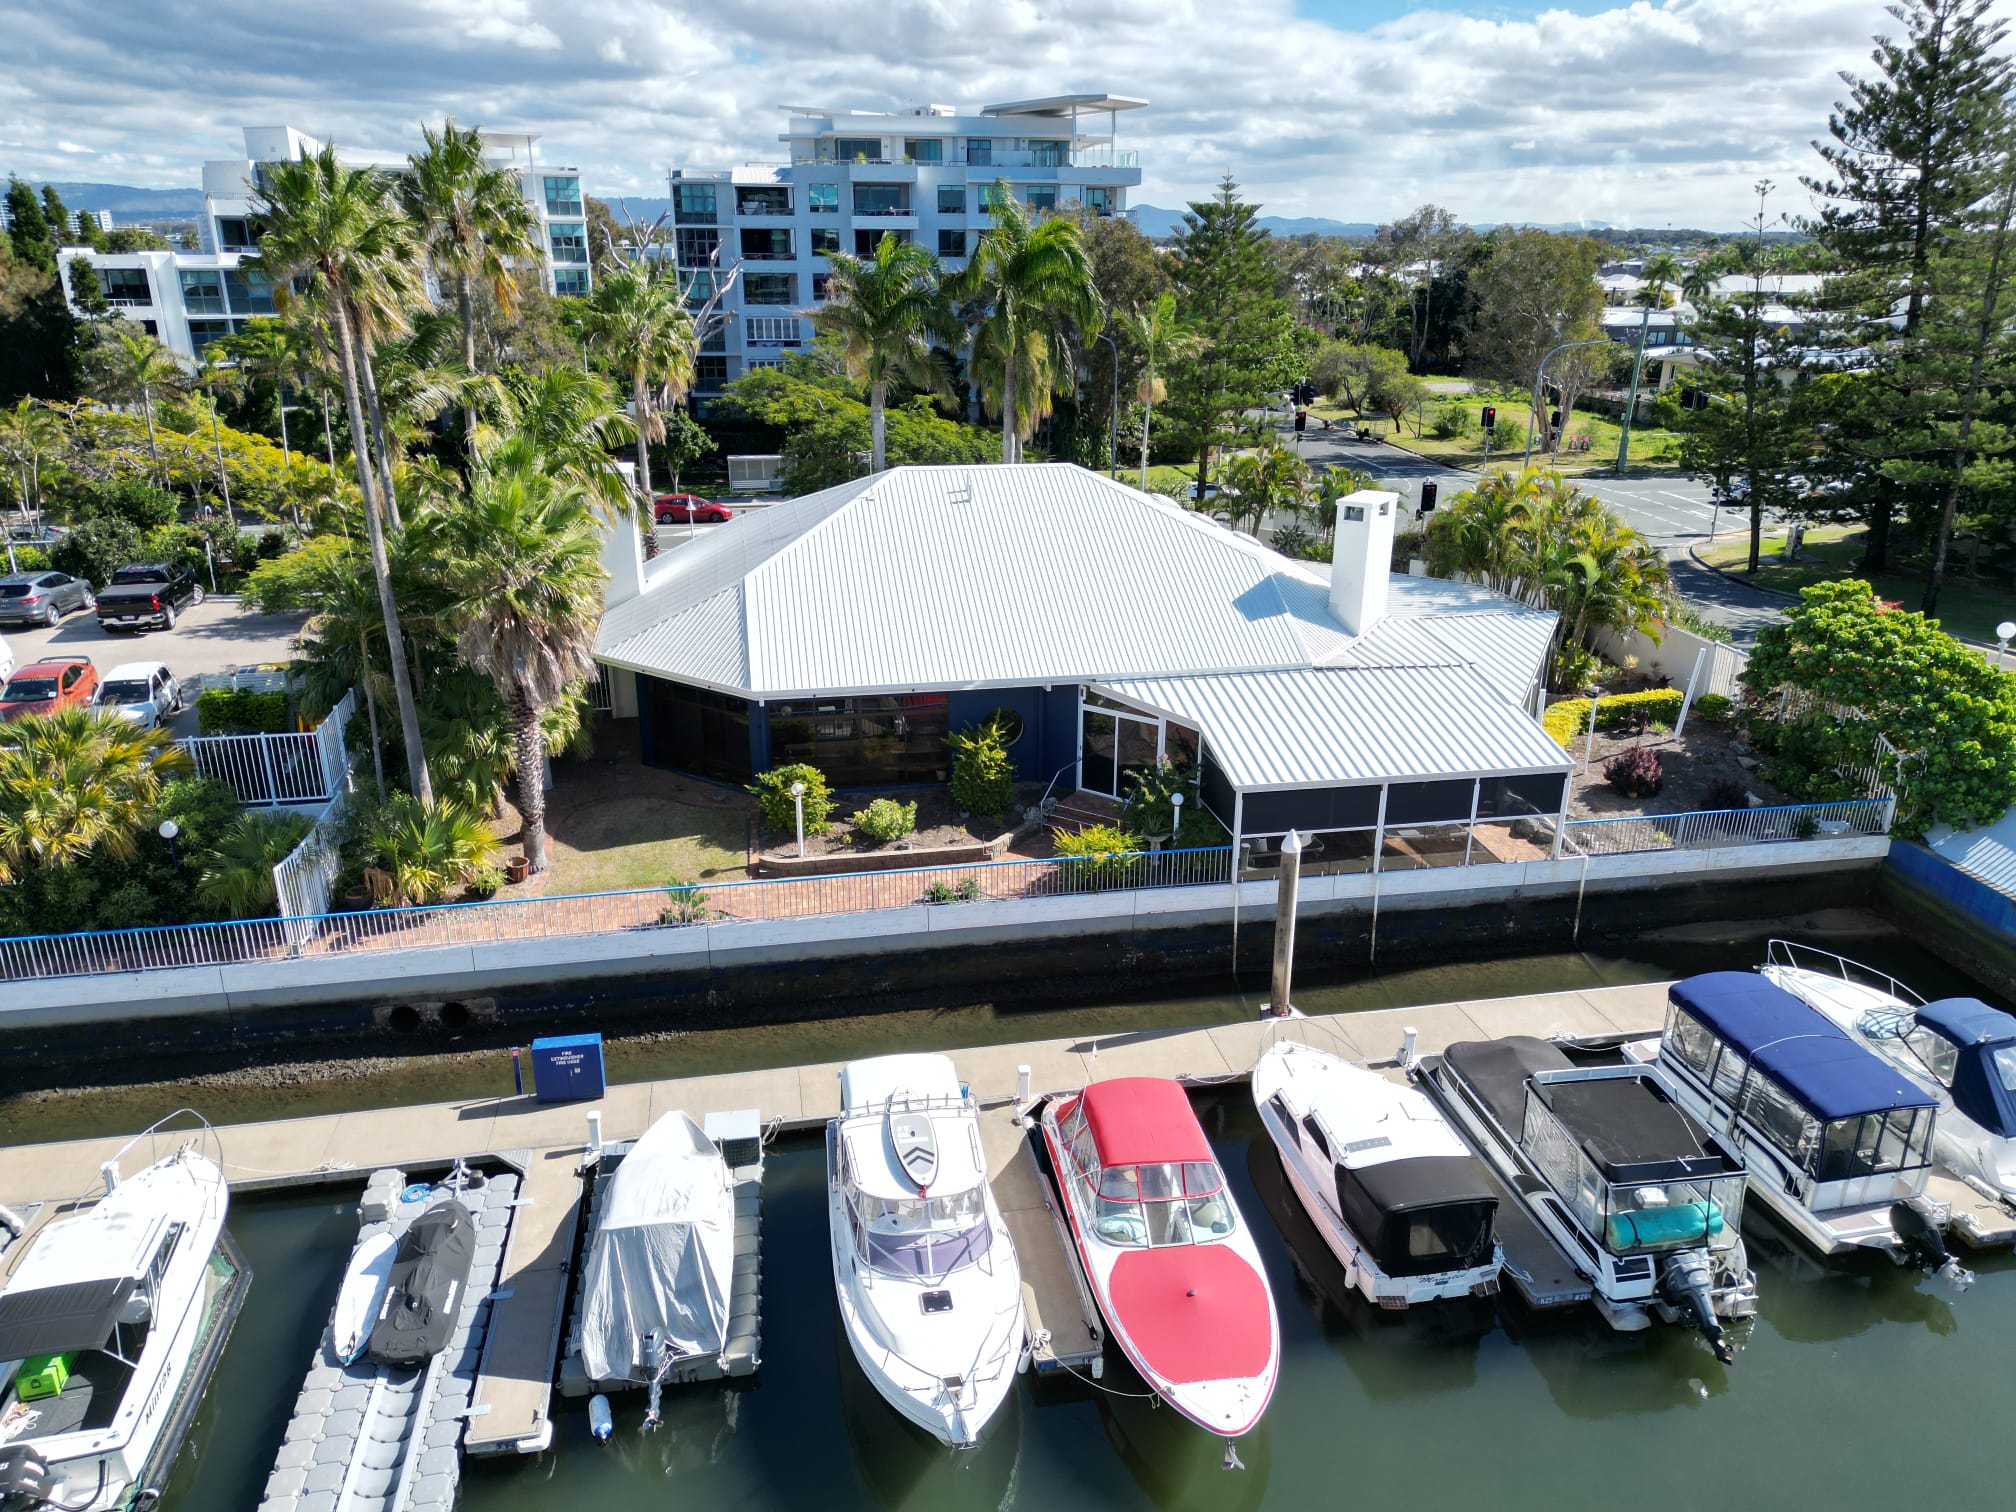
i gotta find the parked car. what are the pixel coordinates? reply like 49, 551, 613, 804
0, 656, 96, 720
96, 563, 202, 632
0, 632, 13, 687
91, 660, 185, 730
654, 494, 733, 524
0, 571, 95, 628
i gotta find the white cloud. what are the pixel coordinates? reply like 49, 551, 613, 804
1, 0, 1890, 227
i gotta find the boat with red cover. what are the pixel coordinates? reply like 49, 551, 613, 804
1039, 1078, 1280, 1442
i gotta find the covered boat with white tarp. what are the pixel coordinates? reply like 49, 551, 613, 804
575, 1112, 736, 1401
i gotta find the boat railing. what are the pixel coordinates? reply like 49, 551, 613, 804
864, 1090, 974, 1117
99, 1108, 227, 1196
1765, 938, 1925, 1009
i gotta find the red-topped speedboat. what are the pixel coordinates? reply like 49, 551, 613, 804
1039, 1078, 1280, 1442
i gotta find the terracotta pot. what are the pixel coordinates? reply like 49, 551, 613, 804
505, 855, 531, 884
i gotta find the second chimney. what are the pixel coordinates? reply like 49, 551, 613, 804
1329, 489, 1399, 636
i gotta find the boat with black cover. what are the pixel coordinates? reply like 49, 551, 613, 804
366, 1199, 476, 1367
1427, 1036, 1757, 1360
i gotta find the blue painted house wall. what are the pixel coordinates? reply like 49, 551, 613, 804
948, 685, 1081, 785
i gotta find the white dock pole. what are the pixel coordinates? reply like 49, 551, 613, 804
586, 1110, 603, 1160
1265, 831, 1303, 1019
1016, 1064, 1031, 1105
1400, 1027, 1419, 1070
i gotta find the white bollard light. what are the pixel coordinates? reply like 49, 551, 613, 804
1400, 1026, 1419, 1069
586, 1110, 604, 1159
1017, 1064, 1032, 1104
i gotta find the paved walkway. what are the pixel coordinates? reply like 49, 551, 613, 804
0, 982, 1671, 1205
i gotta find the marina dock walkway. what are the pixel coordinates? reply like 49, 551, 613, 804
0, 983, 1672, 1206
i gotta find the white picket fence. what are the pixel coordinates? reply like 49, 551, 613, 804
181, 691, 354, 808
272, 788, 350, 940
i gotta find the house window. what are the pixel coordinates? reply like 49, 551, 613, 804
967, 138, 993, 166
832, 137, 883, 162
223, 268, 274, 315
543, 176, 583, 216
548, 223, 588, 264
740, 228, 793, 261
214, 216, 259, 251
674, 183, 717, 224
1026, 187, 1058, 213
1084, 187, 1114, 217
810, 227, 840, 255
856, 228, 911, 255
904, 139, 943, 164
853, 183, 909, 216
179, 270, 223, 314
640, 677, 751, 784
808, 183, 839, 213
937, 229, 967, 258
737, 185, 791, 216
937, 185, 964, 215
746, 315, 800, 346
768, 694, 953, 787
101, 267, 152, 305
553, 267, 589, 296
976, 183, 1008, 215
744, 273, 794, 305
676, 228, 720, 266
694, 355, 729, 388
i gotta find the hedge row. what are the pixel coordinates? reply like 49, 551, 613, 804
196, 687, 291, 735
1542, 688, 1686, 747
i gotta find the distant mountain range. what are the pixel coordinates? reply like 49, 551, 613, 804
26, 182, 205, 217
1127, 204, 1627, 239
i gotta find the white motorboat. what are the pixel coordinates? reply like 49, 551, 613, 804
0, 1113, 248, 1512
827, 1055, 1026, 1449
1253, 1041, 1501, 1309
575, 1112, 738, 1419
1624, 970, 1970, 1285
1039, 1077, 1280, 1447
1429, 1036, 1757, 1359
1762, 940, 2016, 1200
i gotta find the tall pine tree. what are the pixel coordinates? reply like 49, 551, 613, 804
38, 186, 70, 247
4, 178, 55, 274
1159, 177, 1297, 496
1802, 0, 2014, 571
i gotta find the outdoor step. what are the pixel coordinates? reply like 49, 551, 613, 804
1047, 791, 1127, 833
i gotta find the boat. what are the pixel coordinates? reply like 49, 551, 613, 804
0, 1112, 248, 1512
365, 1198, 476, 1367
1038, 1077, 1280, 1449
1761, 940, 2016, 1200
575, 1111, 738, 1421
827, 1054, 1026, 1449
1252, 1040, 1501, 1309
1427, 1036, 1756, 1360
1625, 970, 1970, 1285
329, 1231, 395, 1365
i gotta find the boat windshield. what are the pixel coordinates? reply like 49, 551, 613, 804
1993, 1047, 2016, 1092
1089, 1161, 1235, 1248
853, 1187, 992, 1277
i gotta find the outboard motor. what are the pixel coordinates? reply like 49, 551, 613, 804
1661, 1251, 1736, 1364
0, 1445, 57, 1510
1890, 1197, 1974, 1289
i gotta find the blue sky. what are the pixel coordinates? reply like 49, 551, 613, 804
2, 0, 1895, 229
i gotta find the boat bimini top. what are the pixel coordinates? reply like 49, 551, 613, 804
1903, 998, 2016, 1139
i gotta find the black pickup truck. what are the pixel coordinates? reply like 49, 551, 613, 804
95, 563, 203, 632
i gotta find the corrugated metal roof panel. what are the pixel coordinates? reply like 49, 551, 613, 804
1100, 666, 1572, 790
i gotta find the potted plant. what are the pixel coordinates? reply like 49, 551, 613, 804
505, 854, 532, 884
466, 863, 506, 900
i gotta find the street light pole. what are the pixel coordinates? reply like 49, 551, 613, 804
791, 780, 807, 860
1094, 333, 1120, 479
1614, 304, 1654, 476
1998, 620, 2015, 670
1523, 339, 1613, 467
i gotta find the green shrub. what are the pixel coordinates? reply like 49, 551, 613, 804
194, 809, 316, 919
1541, 688, 1687, 748
77, 476, 179, 531
341, 791, 500, 905
748, 764, 833, 835
465, 863, 506, 899
948, 716, 1017, 820
1053, 823, 1148, 889
1123, 760, 1191, 838
7, 546, 48, 573
851, 797, 917, 844
49, 515, 141, 586
659, 878, 710, 924
1692, 692, 1733, 723
1430, 402, 1473, 439
196, 687, 291, 735
922, 877, 982, 903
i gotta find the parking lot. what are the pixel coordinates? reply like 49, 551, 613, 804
0, 598, 306, 738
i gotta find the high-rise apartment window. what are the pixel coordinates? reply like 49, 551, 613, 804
1083, 187, 1114, 217
967, 138, 993, 166
224, 268, 275, 315
936, 229, 967, 258
676, 228, 721, 266
975, 183, 1008, 215
808, 183, 839, 213
1030, 141, 1067, 168
737, 186, 791, 216
694, 356, 729, 388
549, 223, 588, 264
832, 137, 882, 162
812, 274, 832, 301
214, 217, 259, 251
904, 139, 943, 164
810, 227, 840, 254
682, 269, 719, 303
188, 319, 230, 352
100, 268, 152, 305
740, 228, 793, 260
855, 228, 911, 255
179, 270, 224, 314
1026, 187, 1058, 213
936, 186, 964, 214
674, 183, 718, 224
553, 268, 589, 296
544, 176, 583, 216
744, 273, 794, 305
853, 184, 909, 216
746, 315, 800, 345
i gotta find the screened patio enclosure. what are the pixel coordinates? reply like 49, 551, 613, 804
1088, 667, 1574, 874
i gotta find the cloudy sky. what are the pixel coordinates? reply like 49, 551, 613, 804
4, 0, 1901, 229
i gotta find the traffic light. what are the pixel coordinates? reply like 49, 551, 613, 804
1481, 405, 1497, 431
1294, 408, 1307, 433
1419, 480, 1439, 515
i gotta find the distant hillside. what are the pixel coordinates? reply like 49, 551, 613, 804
26, 181, 206, 216
1128, 203, 1377, 239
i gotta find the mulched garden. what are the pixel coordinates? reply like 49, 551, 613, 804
753, 782, 1052, 864
1564, 716, 1793, 821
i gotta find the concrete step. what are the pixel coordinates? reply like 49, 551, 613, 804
1047, 791, 1127, 834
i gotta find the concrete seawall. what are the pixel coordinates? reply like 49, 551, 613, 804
1880, 841, 2016, 998
0, 838, 1888, 1065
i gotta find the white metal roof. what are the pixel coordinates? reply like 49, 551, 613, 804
982, 94, 1148, 116
596, 464, 1556, 706
1096, 665, 1571, 790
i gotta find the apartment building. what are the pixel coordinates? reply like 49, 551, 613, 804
57, 124, 589, 359
667, 94, 1145, 402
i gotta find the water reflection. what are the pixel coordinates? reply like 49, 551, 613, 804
834, 1318, 1024, 1512
586, 1382, 746, 1480
1744, 1206, 1960, 1340
1496, 1302, 1736, 1418
1096, 1365, 1271, 1512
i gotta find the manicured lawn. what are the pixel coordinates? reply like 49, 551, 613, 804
1699, 524, 2013, 644
1379, 392, 1686, 475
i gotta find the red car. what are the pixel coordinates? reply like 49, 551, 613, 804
0, 657, 97, 720
654, 494, 732, 524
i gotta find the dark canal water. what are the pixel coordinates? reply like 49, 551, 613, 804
127, 912, 2015, 1512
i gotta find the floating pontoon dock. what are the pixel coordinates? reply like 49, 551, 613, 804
979, 1104, 1102, 1374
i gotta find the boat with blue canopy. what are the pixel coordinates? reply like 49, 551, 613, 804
1626, 970, 1971, 1286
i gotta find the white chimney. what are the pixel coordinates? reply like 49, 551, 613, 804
600, 503, 645, 610
1329, 489, 1398, 636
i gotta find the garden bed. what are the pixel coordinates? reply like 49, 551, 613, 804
750, 783, 1047, 874
1564, 717, 1793, 821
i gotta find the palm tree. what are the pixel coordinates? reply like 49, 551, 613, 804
210, 316, 317, 466
954, 186, 1099, 461
196, 810, 315, 918
814, 235, 957, 472
574, 264, 695, 556
490, 366, 636, 528
1218, 442, 1310, 536
0, 399, 63, 526
255, 142, 436, 807
0, 708, 192, 883
399, 119, 543, 444
421, 447, 605, 872
1124, 292, 1201, 490
92, 327, 187, 483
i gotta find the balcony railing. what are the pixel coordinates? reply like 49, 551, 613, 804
793, 148, 1137, 170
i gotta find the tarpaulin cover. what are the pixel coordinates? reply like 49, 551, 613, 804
1918, 997, 2016, 1137
367, 1199, 476, 1367
578, 1112, 735, 1382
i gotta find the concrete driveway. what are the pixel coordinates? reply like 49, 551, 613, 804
0, 598, 306, 738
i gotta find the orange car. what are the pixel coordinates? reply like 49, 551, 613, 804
0, 657, 97, 720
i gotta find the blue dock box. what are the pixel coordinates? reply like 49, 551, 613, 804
530, 1033, 605, 1103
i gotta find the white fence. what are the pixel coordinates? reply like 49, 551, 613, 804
181, 691, 354, 808
1562, 799, 1892, 857
272, 789, 350, 941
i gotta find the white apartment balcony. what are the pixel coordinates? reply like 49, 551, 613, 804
784, 147, 1137, 171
